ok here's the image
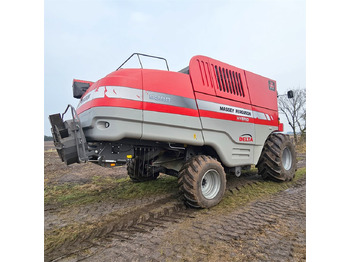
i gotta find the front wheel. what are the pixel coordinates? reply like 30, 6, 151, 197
178, 155, 226, 208
257, 133, 297, 182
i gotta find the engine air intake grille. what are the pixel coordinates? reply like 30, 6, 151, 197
191, 57, 249, 102
214, 65, 245, 97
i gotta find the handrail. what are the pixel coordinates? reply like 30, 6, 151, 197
116, 53, 170, 71
61, 104, 89, 162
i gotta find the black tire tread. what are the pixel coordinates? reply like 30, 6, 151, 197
257, 133, 297, 182
178, 155, 226, 208
127, 158, 159, 182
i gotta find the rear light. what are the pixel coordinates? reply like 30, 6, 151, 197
278, 121, 284, 132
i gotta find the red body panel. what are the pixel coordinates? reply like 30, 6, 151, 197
278, 122, 284, 132
251, 105, 279, 126
76, 69, 143, 115
76, 56, 279, 129
77, 96, 142, 115
142, 69, 199, 117
195, 92, 254, 123
143, 102, 199, 117
189, 56, 216, 96
142, 69, 195, 99
244, 70, 277, 111
101, 69, 143, 88
190, 56, 251, 105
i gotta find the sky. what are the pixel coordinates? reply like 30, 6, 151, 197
44, 0, 305, 135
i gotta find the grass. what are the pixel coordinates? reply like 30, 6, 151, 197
45, 167, 306, 256
158, 167, 306, 261
44, 175, 178, 208
296, 139, 306, 154
214, 167, 306, 212
44, 175, 178, 254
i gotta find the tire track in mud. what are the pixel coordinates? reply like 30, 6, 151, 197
45, 158, 306, 261
51, 177, 306, 262
45, 193, 184, 261
45, 193, 177, 231
45, 173, 263, 262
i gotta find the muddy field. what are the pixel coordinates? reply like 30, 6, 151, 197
44, 141, 306, 262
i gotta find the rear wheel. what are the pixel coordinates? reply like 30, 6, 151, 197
127, 157, 159, 182
178, 155, 226, 208
257, 133, 297, 181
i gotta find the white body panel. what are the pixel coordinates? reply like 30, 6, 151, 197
142, 111, 204, 146
79, 107, 143, 141
79, 105, 276, 167
200, 117, 255, 167
79, 107, 204, 146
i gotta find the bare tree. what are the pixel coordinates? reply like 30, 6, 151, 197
278, 89, 306, 143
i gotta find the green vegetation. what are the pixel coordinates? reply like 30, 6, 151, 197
44, 135, 53, 141
45, 175, 178, 208
214, 167, 306, 212
296, 140, 306, 154
45, 167, 306, 255
45, 166, 305, 213
45, 174, 178, 253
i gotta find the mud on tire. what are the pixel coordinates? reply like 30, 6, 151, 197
178, 155, 226, 208
127, 157, 159, 182
257, 133, 297, 182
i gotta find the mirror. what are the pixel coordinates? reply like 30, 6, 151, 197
73, 81, 91, 99
287, 90, 294, 99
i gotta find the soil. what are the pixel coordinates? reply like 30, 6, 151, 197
44, 141, 306, 262
45, 142, 127, 185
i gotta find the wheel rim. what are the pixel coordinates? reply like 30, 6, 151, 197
201, 169, 221, 200
282, 147, 292, 170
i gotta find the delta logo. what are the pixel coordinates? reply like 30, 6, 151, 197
239, 134, 253, 142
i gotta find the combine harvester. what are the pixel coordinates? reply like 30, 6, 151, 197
49, 53, 296, 208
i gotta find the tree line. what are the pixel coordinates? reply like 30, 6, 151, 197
278, 88, 306, 144
44, 135, 53, 141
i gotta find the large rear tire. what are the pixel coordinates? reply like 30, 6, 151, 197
127, 157, 159, 182
257, 133, 297, 182
178, 155, 226, 208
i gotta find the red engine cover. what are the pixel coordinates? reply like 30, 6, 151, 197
189, 55, 251, 105
189, 55, 278, 112
245, 70, 278, 111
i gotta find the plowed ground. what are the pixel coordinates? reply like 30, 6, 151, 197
44, 142, 306, 262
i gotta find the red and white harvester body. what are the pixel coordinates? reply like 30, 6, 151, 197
49, 53, 296, 208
